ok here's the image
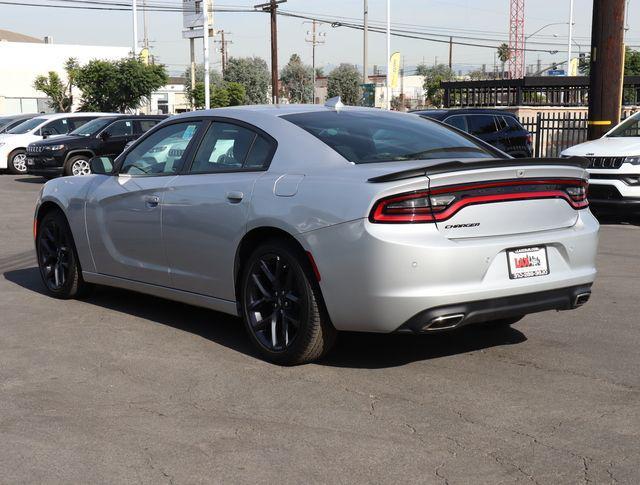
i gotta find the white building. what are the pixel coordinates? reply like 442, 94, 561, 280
145, 76, 190, 115
0, 30, 129, 114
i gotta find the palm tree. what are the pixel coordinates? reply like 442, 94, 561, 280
497, 43, 512, 79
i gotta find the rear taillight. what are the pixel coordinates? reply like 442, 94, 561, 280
369, 178, 589, 224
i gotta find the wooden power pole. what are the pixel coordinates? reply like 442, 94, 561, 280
588, 0, 626, 139
255, 0, 286, 104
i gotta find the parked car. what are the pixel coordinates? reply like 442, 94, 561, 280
26, 115, 166, 178
413, 108, 533, 158
561, 111, 640, 213
0, 112, 115, 175
0, 114, 38, 134
34, 104, 598, 365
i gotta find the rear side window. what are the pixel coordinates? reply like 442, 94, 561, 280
466, 115, 497, 136
503, 116, 525, 132
68, 118, 94, 131
282, 110, 493, 164
105, 120, 134, 137
138, 119, 161, 133
42, 118, 71, 135
444, 115, 468, 132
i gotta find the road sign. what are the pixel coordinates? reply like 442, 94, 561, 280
548, 69, 565, 76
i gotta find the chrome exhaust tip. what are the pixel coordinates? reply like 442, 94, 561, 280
423, 313, 466, 331
573, 292, 591, 308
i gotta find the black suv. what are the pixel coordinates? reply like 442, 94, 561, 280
26, 115, 166, 178
413, 108, 533, 158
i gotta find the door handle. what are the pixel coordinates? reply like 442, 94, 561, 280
144, 195, 160, 207
226, 191, 244, 203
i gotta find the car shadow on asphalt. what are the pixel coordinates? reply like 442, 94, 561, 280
4, 266, 528, 369
12, 176, 47, 184
592, 211, 640, 227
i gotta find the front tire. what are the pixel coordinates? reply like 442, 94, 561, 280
240, 240, 336, 365
64, 155, 91, 176
7, 149, 27, 175
36, 210, 91, 299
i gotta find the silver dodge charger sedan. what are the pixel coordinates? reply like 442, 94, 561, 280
33, 103, 599, 365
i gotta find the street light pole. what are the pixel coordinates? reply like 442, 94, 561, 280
385, 0, 391, 110
203, 0, 210, 109
132, 0, 138, 56
566, 0, 574, 75
523, 22, 567, 73
363, 0, 368, 84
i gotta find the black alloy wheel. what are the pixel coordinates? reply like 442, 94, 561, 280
241, 241, 336, 365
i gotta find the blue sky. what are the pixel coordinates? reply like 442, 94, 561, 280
3, 0, 639, 75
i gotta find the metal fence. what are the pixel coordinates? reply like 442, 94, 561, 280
519, 110, 638, 157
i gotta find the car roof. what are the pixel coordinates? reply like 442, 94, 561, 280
30, 112, 117, 122
413, 108, 518, 117
174, 104, 385, 120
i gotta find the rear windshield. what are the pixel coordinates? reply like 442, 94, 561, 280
607, 112, 640, 138
282, 110, 494, 164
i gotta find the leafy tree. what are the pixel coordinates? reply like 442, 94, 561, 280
327, 63, 361, 105
467, 69, 488, 81
225, 81, 246, 106
496, 43, 512, 79
183, 65, 223, 108
33, 58, 79, 112
280, 54, 313, 103
577, 47, 640, 76
224, 57, 270, 104
75, 57, 168, 112
315, 67, 325, 78
415, 63, 455, 107
211, 86, 230, 108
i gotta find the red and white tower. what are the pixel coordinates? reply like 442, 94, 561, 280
508, 0, 525, 79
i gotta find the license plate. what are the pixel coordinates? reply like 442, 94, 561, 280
507, 246, 549, 279
27, 157, 34, 165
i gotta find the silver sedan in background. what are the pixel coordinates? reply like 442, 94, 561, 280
33, 103, 599, 365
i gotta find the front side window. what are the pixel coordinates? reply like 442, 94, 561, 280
105, 120, 134, 137
42, 118, 72, 135
7, 117, 46, 134
607, 113, 640, 138
70, 118, 113, 137
466, 115, 498, 136
282, 110, 493, 164
190, 122, 272, 173
120, 121, 202, 175
68, 118, 94, 131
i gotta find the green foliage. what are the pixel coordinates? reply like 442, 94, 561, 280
315, 67, 325, 78
211, 86, 230, 108
75, 57, 168, 112
224, 57, 270, 104
327, 63, 361, 106
280, 54, 313, 103
577, 47, 640, 76
33, 58, 79, 112
497, 43, 512, 63
415, 63, 455, 107
225, 82, 246, 106
183, 65, 223, 108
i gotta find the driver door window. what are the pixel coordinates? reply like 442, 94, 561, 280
105, 120, 134, 137
120, 121, 202, 175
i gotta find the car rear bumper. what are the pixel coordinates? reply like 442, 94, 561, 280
588, 180, 640, 211
299, 210, 599, 333
397, 284, 592, 333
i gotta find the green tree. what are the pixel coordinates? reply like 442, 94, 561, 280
224, 57, 270, 104
225, 81, 246, 106
415, 63, 455, 107
327, 63, 361, 105
211, 86, 230, 108
33, 58, 79, 112
280, 54, 313, 103
315, 67, 325, 78
75, 57, 168, 112
577, 47, 640, 76
183, 65, 223, 108
497, 43, 512, 79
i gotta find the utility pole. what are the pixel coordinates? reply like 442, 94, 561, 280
214, 30, 232, 76
142, 0, 149, 52
131, 0, 138, 56
566, 0, 574, 75
363, 0, 368, 83
448, 36, 453, 69
305, 20, 326, 104
203, 0, 211, 109
588, 0, 626, 139
256, 0, 286, 104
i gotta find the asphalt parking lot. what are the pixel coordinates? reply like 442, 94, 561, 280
1, 174, 639, 485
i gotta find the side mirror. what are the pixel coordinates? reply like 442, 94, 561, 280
89, 156, 115, 175
42, 130, 52, 139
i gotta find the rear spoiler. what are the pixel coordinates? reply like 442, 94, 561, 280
367, 157, 590, 183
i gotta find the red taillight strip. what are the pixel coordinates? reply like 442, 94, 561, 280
370, 178, 588, 223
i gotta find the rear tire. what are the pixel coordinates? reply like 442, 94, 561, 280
240, 240, 336, 365
7, 149, 27, 175
64, 155, 91, 176
36, 210, 92, 299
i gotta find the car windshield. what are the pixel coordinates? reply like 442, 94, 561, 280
7, 117, 46, 134
282, 110, 494, 164
70, 117, 114, 137
607, 113, 640, 138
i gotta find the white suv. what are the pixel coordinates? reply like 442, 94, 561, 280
562, 112, 640, 212
0, 112, 114, 174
